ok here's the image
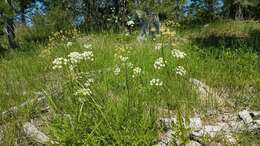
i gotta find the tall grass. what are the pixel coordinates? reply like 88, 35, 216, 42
0, 21, 259, 145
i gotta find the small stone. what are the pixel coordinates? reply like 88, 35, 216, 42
190, 117, 202, 130
254, 120, 260, 125
204, 125, 222, 137
191, 130, 204, 137
248, 120, 260, 131
250, 111, 260, 119
218, 113, 237, 122
156, 130, 174, 146
229, 121, 245, 131
23, 122, 50, 144
239, 110, 253, 124
217, 122, 230, 132
160, 117, 176, 128
185, 140, 202, 146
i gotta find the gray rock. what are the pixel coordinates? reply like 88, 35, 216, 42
204, 125, 222, 137
239, 110, 253, 124
190, 78, 210, 98
248, 120, 260, 131
228, 121, 245, 131
185, 141, 202, 146
156, 130, 174, 146
189, 78, 224, 105
191, 129, 204, 137
218, 113, 237, 122
216, 122, 230, 132
254, 120, 260, 125
190, 117, 202, 131
250, 111, 260, 119
160, 117, 176, 128
23, 122, 50, 144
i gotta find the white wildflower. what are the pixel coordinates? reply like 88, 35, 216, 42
114, 66, 121, 76
68, 51, 94, 64
171, 49, 186, 59
132, 67, 142, 78
69, 65, 74, 71
67, 42, 73, 47
84, 44, 92, 49
82, 51, 94, 61
52, 57, 67, 70
127, 20, 135, 26
155, 43, 163, 50
126, 62, 134, 68
119, 56, 128, 63
68, 52, 83, 64
175, 66, 186, 76
84, 78, 95, 87
150, 78, 163, 86
74, 88, 92, 96
154, 57, 166, 70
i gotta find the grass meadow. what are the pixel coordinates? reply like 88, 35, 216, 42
0, 21, 260, 145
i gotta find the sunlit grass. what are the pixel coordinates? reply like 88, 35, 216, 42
0, 21, 260, 145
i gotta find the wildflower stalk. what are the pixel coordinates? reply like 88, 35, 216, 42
160, 39, 172, 81
77, 102, 84, 122
124, 62, 131, 113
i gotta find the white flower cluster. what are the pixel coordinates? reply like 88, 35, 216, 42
127, 20, 135, 27
84, 78, 95, 87
132, 67, 142, 78
74, 77, 95, 101
150, 78, 163, 87
119, 56, 128, 63
126, 62, 133, 68
52, 57, 68, 70
68, 51, 94, 64
175, 66, 186, 76
68, 52, 83, 64
155, 43, 163, 50
52, 51, 94, 70
171, 49, 186, 59
67, 42, 73, 47
82, 51, 94, 61
74, 88, 92, 96
154, 57, 166, 70
114, 66, 121, 76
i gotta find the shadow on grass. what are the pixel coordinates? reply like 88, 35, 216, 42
192, 29, 260, 52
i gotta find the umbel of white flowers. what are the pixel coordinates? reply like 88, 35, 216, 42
150, 78, 163, 86
154, 57, 166, 70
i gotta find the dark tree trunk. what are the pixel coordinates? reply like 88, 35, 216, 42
235, 1, 243, 20
204, 0, 215, 20
85, 0, 98, 28
21, 8, 26, 26
117, 0, 128, 30
176, 0, 180, 21
6, 18, 18, 49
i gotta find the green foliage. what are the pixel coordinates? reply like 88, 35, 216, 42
172, 111, 191, 145
0, 19, 260, 145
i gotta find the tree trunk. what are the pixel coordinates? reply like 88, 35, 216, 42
235, 0, 243, 20
117, 0, 128, 30
176, 0, 180, 21
21, 8, 26, 26
6, 18, 18, 49
235, 2, 243, 19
